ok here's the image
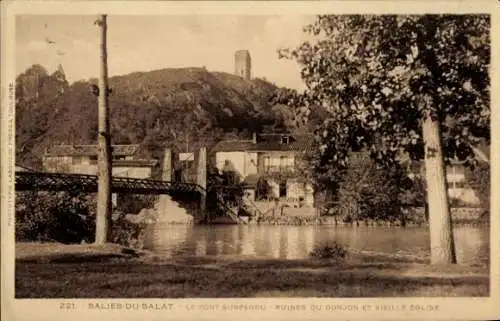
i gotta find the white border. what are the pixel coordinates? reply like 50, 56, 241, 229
2, 1, 499, 321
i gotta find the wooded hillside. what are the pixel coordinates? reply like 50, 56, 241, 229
16, 65, 320, 168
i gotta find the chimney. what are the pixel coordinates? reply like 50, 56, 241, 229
252, 132, 257, 144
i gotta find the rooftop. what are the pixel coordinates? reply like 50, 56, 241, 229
113, 159, 158, 167
45, 144, 140, 157
213, 133, 314, 153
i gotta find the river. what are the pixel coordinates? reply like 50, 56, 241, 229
143, 224, 489, 265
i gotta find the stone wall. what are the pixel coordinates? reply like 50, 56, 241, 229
406, 207, 484, 222
246, 205, 486, 226
250, 200, 316, 217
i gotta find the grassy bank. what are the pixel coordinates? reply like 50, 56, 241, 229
15, 242, 489, 298
15, 242, 144, 263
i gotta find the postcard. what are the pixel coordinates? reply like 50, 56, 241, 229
1, 1, 499, 320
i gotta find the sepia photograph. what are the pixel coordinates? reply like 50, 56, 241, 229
2, 1, 499, 321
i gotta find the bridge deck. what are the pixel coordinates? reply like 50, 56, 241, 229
15, 171, 249, 224
15, 171, 203, 196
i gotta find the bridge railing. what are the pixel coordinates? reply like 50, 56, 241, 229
15, 171, 203, 195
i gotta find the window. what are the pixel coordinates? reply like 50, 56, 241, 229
72, 156, 82, 165
280, 156, 287, 167
279, 181, 287, 198
89, 156, 97, 165
280, 155, 290, 172
281, 136, 289, 144
263, 156, 270, 172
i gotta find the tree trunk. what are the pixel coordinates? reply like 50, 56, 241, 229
422, 113, 457, 264
197, 147, 207, 221
95, 15, 112, 245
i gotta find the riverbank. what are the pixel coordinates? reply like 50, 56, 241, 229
245, 215, 488, 227
15, 242, 145, 263
244, 206, 488, 226
15, 242, 489, 298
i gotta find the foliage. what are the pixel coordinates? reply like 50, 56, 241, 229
271, 87, 329, 133
115, 194, 157, 214
280, 14, 490, 176
400, 176, 427, 207
206, 166, 245, 219
465, 162, 490, 215
310, 242, 347, 260
15, 191, 96, 243
300, 147, 415, 222
110, 214, 147, 249
329, 157, 411, 222
296, 138, 344, 195
255, 178, 273, 200
16, 191, 147, 248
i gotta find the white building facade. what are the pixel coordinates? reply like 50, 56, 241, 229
43, 144, 157, 179
213, 134, 315, 208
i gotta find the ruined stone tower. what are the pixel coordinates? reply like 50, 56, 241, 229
234, 50, 251, 80
52, 64, 67, 83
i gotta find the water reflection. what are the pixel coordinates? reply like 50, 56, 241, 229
144, 224, 489, 265
240, 228, 256, 256
144, 224, 194, 256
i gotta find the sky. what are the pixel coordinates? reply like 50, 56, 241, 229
16, 15, 316, 91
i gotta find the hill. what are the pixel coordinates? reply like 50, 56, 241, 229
16, 65, 311, 168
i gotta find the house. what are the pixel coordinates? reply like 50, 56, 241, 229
405, 161, 481, 206
444, 162, 480, 205
450, 140, 489, 206
42, 144, 157, 179
406, 141, 490, 206
212, 133, 315, 210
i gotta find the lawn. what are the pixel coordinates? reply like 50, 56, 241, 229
14, 242, 489, 298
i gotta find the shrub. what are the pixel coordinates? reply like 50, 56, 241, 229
15, 191, 96, 243
465, 162, 490, 216
334, 161, 406, 222
310, 242, 347, 260
16, 191, 148, 248
206, 165, 246, 220
116, 194, 156, 214
111, 214, 147, 249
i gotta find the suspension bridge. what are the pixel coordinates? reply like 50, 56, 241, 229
15, 171, 203, 195
15, 171, 247, 224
